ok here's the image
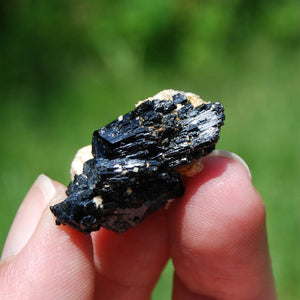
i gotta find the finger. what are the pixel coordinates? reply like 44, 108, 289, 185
168, 151, 276, 300
91, 209, 170, 300
0, 175, 95, 299
1, 174, 61, 260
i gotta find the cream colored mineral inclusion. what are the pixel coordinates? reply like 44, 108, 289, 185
70, 89, 206, 179
70, 145, 93, 179
136, 89, 206, 108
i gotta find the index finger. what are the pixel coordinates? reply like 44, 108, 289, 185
167, 151, 276, 299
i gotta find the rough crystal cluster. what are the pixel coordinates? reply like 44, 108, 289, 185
50, 90, 225, 234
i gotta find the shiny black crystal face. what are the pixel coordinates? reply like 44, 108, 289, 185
50, 92, 225, 234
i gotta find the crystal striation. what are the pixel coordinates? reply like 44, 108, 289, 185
50, 90, 225, 234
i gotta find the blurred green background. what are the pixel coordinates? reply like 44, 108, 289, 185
0, 1, 299, 298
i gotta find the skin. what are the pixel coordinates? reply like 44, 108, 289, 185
0, 153, 276, 299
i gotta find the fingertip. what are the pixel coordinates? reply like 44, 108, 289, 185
207, 150, 252, 179
168, 152, 276, 298
1, 174, 66, 261
169, 152, 260, 248
0, 185, 95, 299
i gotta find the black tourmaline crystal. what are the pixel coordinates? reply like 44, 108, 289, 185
50, 90, 225, 234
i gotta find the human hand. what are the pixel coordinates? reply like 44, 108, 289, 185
0, 151, 276, 299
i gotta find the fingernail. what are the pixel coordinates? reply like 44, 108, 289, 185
208, 150, 252, 180
35, 174, 56, 204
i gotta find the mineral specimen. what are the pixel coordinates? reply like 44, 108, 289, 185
50, 90, 225, 234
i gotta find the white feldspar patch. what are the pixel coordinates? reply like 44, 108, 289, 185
135, 89, 206, 108
93, 195, 103, 209
70, 145, 93, 180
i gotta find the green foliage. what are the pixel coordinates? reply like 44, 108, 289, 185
0, 1, 299, 299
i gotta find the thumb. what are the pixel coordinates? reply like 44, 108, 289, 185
0, 175, 95, 300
